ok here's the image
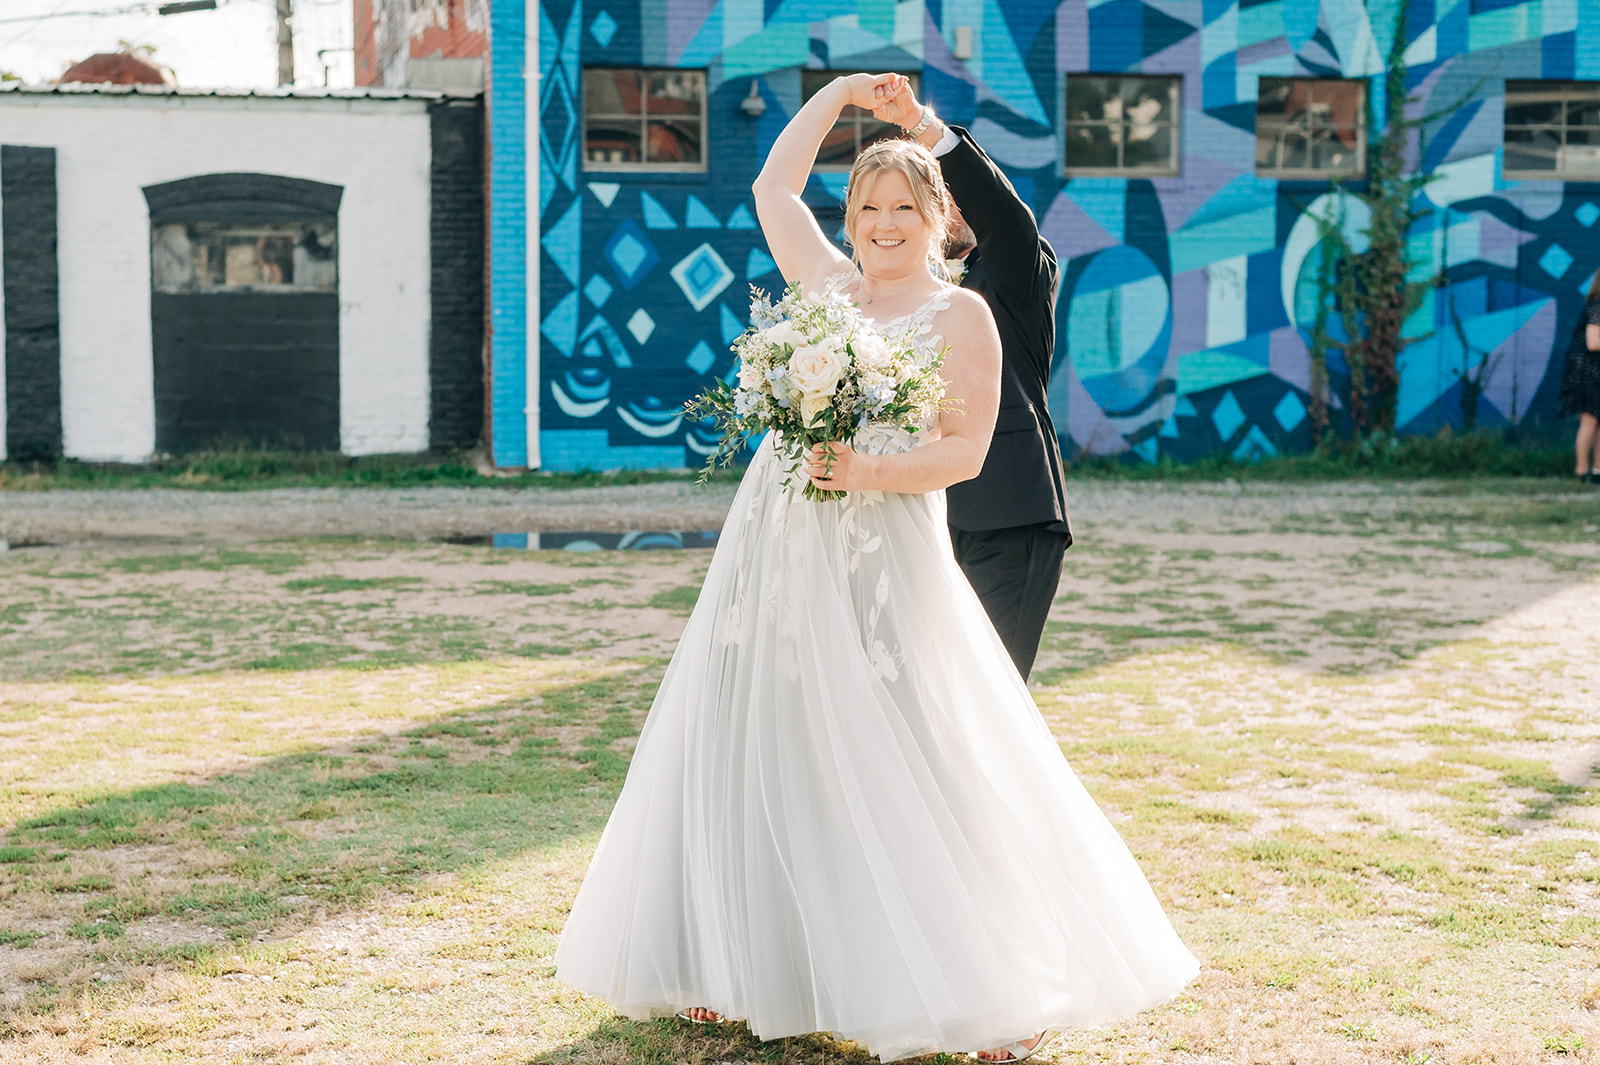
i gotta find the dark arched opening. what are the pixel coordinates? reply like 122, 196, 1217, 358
144, 173, 343, 452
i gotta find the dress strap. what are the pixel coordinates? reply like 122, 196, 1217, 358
906, 287, 955, 336
822, 266, 862, 297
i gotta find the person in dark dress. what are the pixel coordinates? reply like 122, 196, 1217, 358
875, 85, 1071, 679
1560, 268, 1600, 485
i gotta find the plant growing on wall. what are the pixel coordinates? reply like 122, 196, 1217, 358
1439, 206, 1505, 434
1305, 0, 1479, 444
1305, 197, 1356, 445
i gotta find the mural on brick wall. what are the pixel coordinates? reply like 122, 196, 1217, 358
530, 0, 1600, 470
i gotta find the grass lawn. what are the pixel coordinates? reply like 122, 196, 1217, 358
0, 429, 1575, 493
1, 480, 1598, 1063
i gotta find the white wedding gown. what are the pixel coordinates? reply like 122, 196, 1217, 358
554, 291, 1199, 1061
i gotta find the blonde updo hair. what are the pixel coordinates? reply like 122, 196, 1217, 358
843, 137, 951, 271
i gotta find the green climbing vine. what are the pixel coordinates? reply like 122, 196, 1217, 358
1303, 0, 1481, 445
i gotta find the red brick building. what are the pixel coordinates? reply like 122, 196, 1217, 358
354, 0, 487, 90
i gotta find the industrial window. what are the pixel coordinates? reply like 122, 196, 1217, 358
801, 71, 922, 170
1064, 75, 1181, 177
1504, 80, 1600, 180
1255, 78, 1366, 178
150, 222, 338, 294
583, 67, 707, 171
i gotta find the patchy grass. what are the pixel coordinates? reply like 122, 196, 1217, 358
648, 585, 702, 616
1061, 429, 1573, 482
1, 486, 1598, 1063
283, 576, 426, 594
0, 449, 748, 492
0, 540, 704, 682
0, 431, 1578, 492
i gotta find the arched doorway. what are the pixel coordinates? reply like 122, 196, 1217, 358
144, 173, 342, 452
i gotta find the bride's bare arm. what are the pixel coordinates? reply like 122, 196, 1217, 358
805, 290, 1002, 494
752, 73, 905, 290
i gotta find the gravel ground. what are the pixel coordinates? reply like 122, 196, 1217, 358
0, 483, 739, 543
0, 479, 1571, 544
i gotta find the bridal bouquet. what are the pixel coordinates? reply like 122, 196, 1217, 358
688, 279, 949, 501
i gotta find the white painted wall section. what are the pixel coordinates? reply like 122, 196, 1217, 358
0, 93, 433, 462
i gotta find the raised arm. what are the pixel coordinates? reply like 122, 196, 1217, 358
876, 86, 1047, 294
805, 290, 1002, 495
752, 73, 905, 291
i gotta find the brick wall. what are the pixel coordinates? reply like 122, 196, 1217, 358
0, 91, 435, 463
429, 97, 487, 450
496, 0, 1600, 470
356, 0, 489, 89
0, 145, 62, 462
486, 0, 531, 467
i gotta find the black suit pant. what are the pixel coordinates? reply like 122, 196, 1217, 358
949, 523, 1067, 681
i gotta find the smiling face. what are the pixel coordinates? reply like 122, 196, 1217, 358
850, 169, 935, 279
843, 139, 950, 284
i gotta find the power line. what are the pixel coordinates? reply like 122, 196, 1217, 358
0, 0, 236, 26
0, 0, 77, 46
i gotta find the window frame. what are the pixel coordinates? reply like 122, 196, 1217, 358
581, 66, 709, 174
800, 70, 923, 172
1503, 79, 1600, 182
1254, 77, 1368, 180
1061, 74, 1183, 178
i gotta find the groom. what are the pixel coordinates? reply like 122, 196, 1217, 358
877, 85, 1071, 681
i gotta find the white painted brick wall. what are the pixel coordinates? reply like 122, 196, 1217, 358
0, 93, 433, 462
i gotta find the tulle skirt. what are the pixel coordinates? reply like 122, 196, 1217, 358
554, 432, 1198, 1061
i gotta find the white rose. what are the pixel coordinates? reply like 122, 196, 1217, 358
861, 370, 894, 394
800, 392, 832, 426
852, 330, 891, 370
788, 340, 846, 401
762, 320, 807, 351
737, 360, 763, 390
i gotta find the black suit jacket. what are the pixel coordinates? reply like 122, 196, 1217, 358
938, 127, 1071, 541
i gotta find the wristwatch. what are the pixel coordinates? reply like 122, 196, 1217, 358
907, 105, 936, 140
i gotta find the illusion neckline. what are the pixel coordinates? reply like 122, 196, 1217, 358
829, 269, 954, 329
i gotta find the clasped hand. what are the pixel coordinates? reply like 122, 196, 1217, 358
841, 73, 919, 126
803, 441, 873, 492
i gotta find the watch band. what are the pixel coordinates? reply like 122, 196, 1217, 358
907, 105, 935, 140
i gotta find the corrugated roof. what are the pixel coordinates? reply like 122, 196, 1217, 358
0, 82, 479, 101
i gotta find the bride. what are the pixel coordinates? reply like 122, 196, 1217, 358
553, 72, 1199, 1062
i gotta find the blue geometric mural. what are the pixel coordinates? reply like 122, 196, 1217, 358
507, 0, 1600, 471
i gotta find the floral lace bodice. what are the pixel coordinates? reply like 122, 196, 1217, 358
826, 269, 953, 457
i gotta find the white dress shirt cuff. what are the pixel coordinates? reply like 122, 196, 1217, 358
930, 126, 961, 158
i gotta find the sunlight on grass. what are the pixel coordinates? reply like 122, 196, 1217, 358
1, 509, 1597, 1062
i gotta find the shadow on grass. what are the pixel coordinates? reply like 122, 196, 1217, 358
530, 1015, 939, 1065
1030, 509, 1600, 686
0, 663, 662, 992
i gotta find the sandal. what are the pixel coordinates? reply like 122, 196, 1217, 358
675, 1008, 723, 1025
972, 1030, 1059, 1063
